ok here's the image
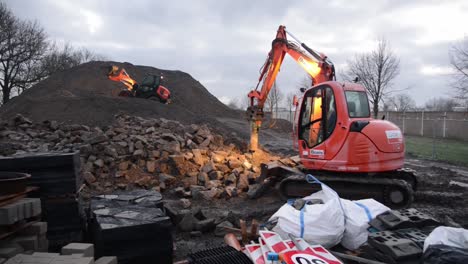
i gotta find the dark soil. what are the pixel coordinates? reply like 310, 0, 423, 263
0, 61, 240, 127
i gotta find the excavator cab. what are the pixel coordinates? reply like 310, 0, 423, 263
134, 74, 171, 103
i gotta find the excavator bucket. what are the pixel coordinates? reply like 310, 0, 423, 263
107, 65, 119, 76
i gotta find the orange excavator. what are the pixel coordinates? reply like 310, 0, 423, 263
248, 26, 416, 208
107, 65, 171, 103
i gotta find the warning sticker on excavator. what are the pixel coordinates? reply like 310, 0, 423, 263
310, 149, 325, 156
385, 130, 402, 144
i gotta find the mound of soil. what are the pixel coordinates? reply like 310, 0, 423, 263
0, 61, 239, 126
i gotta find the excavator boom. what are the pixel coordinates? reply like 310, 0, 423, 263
247, 25, 335, 151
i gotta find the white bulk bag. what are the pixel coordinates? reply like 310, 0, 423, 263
269, 175, 345, 248
340, 198, 390, 250
424, 226, 468, 252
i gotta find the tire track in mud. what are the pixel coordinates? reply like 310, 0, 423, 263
406, 161, 468, 228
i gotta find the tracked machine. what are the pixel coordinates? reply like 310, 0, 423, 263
247, 26, 416, 208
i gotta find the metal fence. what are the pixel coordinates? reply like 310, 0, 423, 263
275, 110, 468, 140
380, 111, 468, 141
274, 110, 468, 164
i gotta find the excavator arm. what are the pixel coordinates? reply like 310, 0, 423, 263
247, 25, 335, 151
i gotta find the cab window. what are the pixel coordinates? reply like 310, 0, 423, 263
298, 86, 336, 148
345, 91, 370, 118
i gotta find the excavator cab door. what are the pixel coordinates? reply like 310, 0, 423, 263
297, 85, 336, 160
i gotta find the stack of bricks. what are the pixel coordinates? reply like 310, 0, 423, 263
2, 243, 117, 264
0, 198, 47, 253
0, 153, 83, 251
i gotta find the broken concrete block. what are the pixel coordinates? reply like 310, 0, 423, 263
178, 213, 196, 232
215, 220, 234, 237
61, 243, 94, 258
190, 231, 202, 237
194, 218, 216, 233
95, 256, 117, 264
199, 189, 219, 200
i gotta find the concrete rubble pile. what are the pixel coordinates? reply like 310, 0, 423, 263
0, 114, 292, 200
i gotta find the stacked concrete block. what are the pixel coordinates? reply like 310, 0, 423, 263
2, 243, 117, 264
10, 237, 37, 252
0, 153, 83, 250
4, 253, 94, 264
95, 257, 117, 264
0, 198, 41, 225
61, 243, 94, 258
90, 190, 172, 264
0, 222, 48, 255
0, 244, 23, 259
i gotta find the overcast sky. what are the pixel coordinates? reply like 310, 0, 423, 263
5, 0, 468, 107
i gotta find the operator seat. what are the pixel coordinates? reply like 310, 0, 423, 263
348, 101, 356, 117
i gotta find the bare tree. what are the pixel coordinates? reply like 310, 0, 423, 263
41, 42, 106, 76
297, 74, 312, 91
387, 93, 416, 112
345, 38, 400, 118
0, 3, 48, 104
284, 92, 296, 122
450, 38, 468, 98
0, 3, 106, 104
265, 82, 283, 118
425, 97, 459, 111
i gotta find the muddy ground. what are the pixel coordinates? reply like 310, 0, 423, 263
173, 123, 468, 261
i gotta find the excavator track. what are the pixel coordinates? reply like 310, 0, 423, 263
252, 162, 417, 209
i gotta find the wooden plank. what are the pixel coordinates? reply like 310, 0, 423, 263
0, 187, 39, 207
0, 219, 39, 240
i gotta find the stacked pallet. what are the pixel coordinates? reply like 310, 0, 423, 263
3, 242, 117, 264
0, 153, 83, 250
0, 196, 48, 261
89, 190, 173, 264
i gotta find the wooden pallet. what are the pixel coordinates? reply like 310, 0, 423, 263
0, 186, 39, 208
0, 218, 40, 240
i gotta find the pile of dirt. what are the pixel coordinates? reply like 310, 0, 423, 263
0, 61, 239, 127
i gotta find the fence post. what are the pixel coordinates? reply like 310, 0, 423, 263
432, 118, 436, 159
421, 111, 424, 136
443, 112, 447, 138
402, 111, 406, 134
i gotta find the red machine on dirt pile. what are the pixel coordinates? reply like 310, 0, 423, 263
248, 25, 416, 208
107, 65, 171, 104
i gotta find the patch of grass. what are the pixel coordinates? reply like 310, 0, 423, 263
405, 135, 468, 166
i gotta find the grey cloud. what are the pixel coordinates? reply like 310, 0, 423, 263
4, 0, 467, 105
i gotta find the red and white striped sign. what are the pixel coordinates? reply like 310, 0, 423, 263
245, 243, 265, 264
310, 245, 342, 264
260, 230, 289, 253
288, 238, 343, 264
259, 238, 271, 263
284, 239, 297, 250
